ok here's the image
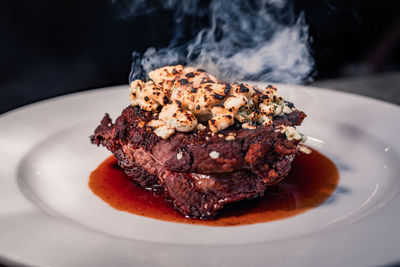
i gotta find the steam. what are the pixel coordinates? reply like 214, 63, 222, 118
119, 0, 314, 84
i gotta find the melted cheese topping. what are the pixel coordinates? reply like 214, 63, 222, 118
129, 65, 300, 139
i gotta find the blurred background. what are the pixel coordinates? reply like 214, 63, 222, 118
1, 0, 399, 115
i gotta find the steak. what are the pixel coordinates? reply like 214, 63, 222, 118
91, 105, 305, 218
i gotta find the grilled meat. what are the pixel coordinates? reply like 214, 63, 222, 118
91, 105, 305, 218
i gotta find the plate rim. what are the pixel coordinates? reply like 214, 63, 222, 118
1, 84, 400, 267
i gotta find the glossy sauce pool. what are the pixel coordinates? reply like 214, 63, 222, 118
89, 148, 339, 226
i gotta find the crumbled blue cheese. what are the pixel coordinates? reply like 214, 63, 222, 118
242, 122, 256, 129
130, 65, 301, 139
154, 125, 175, 139
299, 145, 312, 154
196, 123, 206, 131
225, 135, 235, 141
283, 105, 293, 114
209, 151, 220, 159
278, 126, 305, 141
158, 101, 198, 132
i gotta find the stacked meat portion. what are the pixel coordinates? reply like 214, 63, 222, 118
91, 66, 306, 218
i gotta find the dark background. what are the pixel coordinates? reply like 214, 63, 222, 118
0, 1, 400, 266
1, 0, 399, 114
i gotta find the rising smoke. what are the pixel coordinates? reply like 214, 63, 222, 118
114, 0, 315, 84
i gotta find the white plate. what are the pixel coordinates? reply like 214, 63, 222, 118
1, 84, 399, 267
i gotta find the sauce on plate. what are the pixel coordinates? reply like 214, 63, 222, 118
89, 148, 339, 226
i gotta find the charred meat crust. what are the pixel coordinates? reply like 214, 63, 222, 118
91, 105, 305, 218
92, 106, 305, 178
162, 169, 268, 218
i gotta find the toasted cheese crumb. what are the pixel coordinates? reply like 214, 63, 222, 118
154, 125, 175, 139
242, 122, 256, 129
129, 65, 301, 140
283, 105, 293, 114
209, 151, 220, 159
299, 145, 312, 154
147, 119, 165, 128
176, 151, 183, 160
158, 101, 198, 133
279, 126, 303, 141
196, 123, 206, 131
